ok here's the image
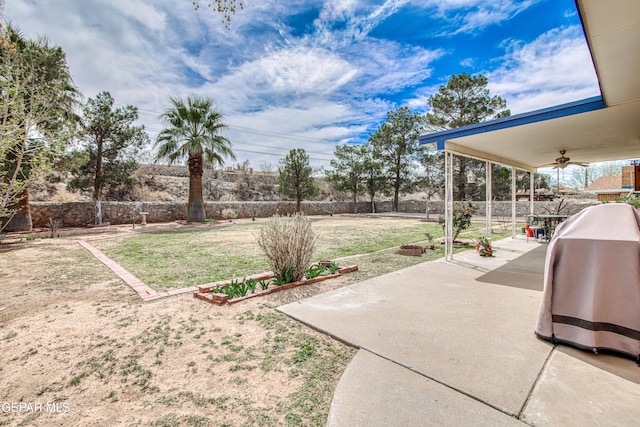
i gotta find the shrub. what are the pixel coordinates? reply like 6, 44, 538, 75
438, 202, 477, 241
616, 193, 640, 209
257, 213, 317, 283
221, 208, 237, 221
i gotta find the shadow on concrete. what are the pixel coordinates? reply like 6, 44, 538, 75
475, 244, 548, 291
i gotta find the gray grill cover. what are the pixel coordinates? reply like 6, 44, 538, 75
535, 203, 640, 359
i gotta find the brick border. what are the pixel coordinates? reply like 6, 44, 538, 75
77, 240, 198, 302
194, 265, 359, 305
78, 240, 358, 304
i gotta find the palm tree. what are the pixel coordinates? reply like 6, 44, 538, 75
154, 95, 235, 222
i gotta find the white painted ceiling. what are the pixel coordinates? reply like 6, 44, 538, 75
429, 0, 640, 171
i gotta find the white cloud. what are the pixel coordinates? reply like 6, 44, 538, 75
488, 26, 600, 113
5, 0, 594, 169
105, 0, 167, 32
312, 0, 411, 47
413, 0, 542, 34
460, 57, 475, 68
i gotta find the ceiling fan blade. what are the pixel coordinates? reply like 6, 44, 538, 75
536, 162, 559, 168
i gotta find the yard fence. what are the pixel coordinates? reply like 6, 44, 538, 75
27, 200, 598, 228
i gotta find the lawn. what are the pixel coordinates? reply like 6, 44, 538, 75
92, 216, 502, 290
0, 215, 515, 426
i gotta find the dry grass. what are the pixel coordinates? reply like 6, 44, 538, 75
257, 214, 318, 282
0, 215, 513, 426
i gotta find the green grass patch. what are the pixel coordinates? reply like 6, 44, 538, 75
92, 217, 517, 290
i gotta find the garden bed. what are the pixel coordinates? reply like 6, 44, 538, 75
194, 263, 358, 305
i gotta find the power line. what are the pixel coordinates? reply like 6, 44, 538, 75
232, 147, 331, 162
115, 103, 339, 160
119, 103, 347, 144
143, 126, 335, 159
227, 124, 341, 144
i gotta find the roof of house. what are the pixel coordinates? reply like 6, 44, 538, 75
417, 1, 640, 171
585, 175, 623, 192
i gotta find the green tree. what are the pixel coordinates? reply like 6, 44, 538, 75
568, 161, 623, 189
361, 142, 388, 213
67, 92, 149, 224
155, 94, 235, 222
419, 148, 445, 219
325, 144, 367, 214
1, 24, 79, 231
370, 106, 424, 212
426, 73, 510, 200
278, 148, 318, 213
518, 172, 551, 199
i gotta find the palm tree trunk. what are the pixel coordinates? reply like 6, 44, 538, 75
4, 188, 32, 231
187, 152, 206, 222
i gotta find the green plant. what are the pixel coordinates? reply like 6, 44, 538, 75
257, 213, 317, 283
272, 266, 297, 286
305, 263, 327, 279
475, 235, 493, 256
476, 235, 491, 246
327, 262, 339, 274
236, 279, 249, 297
258, 280, 270, 291
617, 193, 640, 209
425, 232, 435, 249
245, 278, 257, 294
438, 202, 477, 241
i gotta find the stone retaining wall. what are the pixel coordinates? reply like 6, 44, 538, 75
28, 199, 599, 228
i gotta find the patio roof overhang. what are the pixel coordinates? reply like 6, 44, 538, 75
418, 0, 640, 171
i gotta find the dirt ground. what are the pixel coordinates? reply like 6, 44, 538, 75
0, 216, 430, 427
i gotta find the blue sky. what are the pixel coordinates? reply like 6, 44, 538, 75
6, 0, 600, 169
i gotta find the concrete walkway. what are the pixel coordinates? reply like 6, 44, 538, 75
278, 237, 640, 426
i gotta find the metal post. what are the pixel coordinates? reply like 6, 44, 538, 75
511, 167, 517, 238
530, 171, 535, 214
485, 161, 492, 238
445, 151, 454, 261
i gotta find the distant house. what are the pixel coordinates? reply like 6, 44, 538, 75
585, 176, 625, 201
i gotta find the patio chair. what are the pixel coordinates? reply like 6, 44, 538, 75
525, 214, 543, 241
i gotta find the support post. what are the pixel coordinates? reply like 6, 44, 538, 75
445, 151, 454, 261
511, 167, 517, 238
485, 161, 492, 239
530, 171, 535, 215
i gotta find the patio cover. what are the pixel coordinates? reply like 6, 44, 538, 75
535, 204, 640, 360
418, 0, 640, 171
417, 0, 640, 260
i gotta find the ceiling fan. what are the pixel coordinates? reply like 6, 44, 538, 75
542, 150, 589, 169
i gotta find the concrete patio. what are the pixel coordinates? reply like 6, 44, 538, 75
278, 237, 640, 426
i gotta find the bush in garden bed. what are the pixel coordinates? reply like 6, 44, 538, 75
196, 261, 357, 304
257, 213, 317, 283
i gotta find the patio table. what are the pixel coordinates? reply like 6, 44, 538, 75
536, 214, 570, 241
526, 214, 570, 242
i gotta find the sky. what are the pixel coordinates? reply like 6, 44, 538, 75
5, 0, 601, 171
